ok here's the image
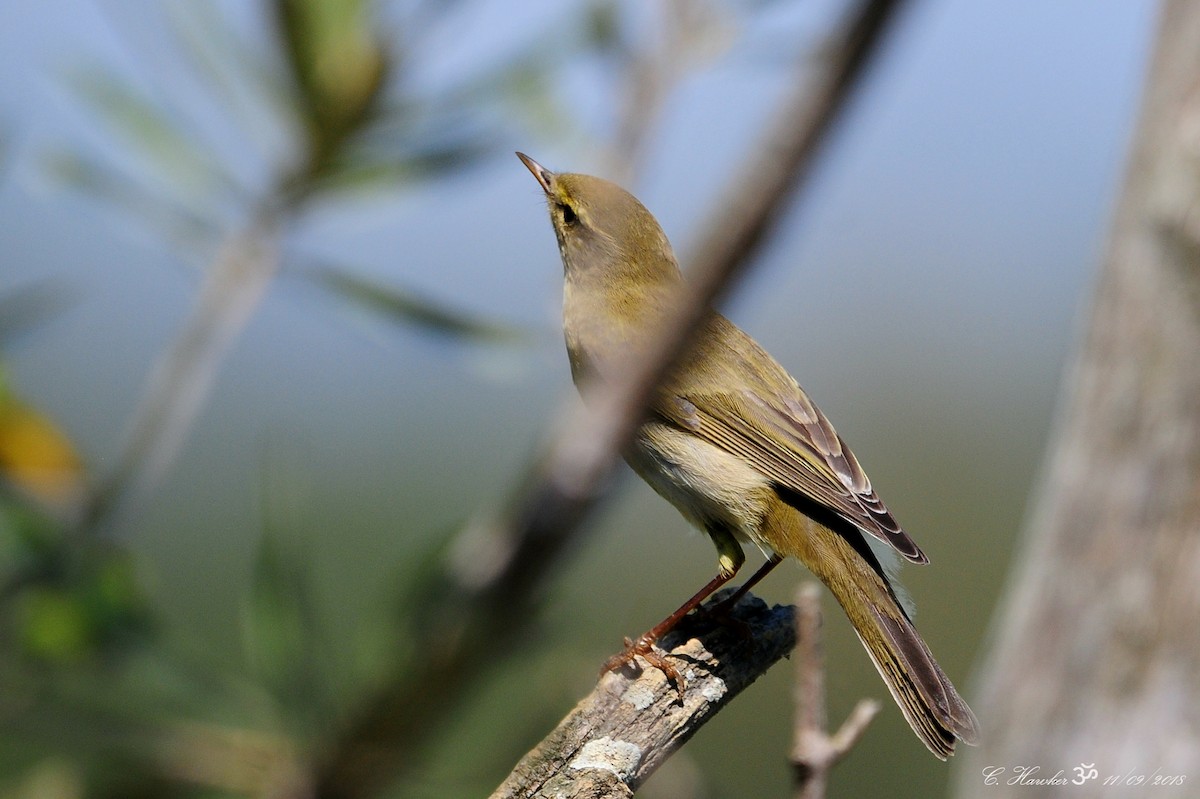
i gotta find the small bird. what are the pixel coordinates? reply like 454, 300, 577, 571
517, 152, 979, 758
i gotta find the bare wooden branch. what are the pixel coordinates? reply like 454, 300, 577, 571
791, 584, 880, 799
491, 593, 797, 799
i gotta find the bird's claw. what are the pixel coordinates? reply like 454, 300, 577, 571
600, 634, 685, 702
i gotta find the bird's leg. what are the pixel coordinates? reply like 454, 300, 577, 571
601, 527, 744, 698
712, 552, 784, 616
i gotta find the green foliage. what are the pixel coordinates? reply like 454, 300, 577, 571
10, 548, 151, 665
64, 65, 234, 197
315, 266, 529, 343
41, 148, 220, 249
243, 532, 332, 741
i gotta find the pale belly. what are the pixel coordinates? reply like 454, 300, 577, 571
626, 421, 775, 551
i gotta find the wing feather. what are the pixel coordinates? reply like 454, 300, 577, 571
658, 388, 927, 564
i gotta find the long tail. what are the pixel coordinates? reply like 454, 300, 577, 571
778, 507, 980, 758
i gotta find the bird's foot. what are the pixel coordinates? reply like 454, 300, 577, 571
601, 634, 685, 701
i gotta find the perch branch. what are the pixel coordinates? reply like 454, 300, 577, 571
491, 593, 797, 799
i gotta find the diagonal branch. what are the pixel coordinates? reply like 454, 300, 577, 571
491, 593, 797, 799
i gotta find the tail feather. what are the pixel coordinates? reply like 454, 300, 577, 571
780, 509, 980, 758
854, 603, 979, 759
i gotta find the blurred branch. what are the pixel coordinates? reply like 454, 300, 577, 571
490, 593, 796, 799
309, 1, 907, 797
83, 208, 283, 530
791, 583, 879, 799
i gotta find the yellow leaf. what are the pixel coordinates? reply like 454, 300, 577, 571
0, 397, 86, 509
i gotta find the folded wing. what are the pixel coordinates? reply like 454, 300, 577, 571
658, 387, 928, 564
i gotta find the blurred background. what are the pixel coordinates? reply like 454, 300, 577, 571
0, 0, 1158, 797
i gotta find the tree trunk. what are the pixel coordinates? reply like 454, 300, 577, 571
958, 2, 1200, 795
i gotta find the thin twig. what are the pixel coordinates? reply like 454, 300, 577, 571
311, 2, 906, 797
491, 593, 796, 799
791, 583, 880, 799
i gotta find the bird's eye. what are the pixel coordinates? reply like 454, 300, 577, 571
559, 203, 578, 226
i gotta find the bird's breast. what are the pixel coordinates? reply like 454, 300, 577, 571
627, 421, 774, 549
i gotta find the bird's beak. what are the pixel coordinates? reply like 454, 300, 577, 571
516, 151, 554, 195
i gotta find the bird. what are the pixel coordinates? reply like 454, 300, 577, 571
517, 152, 979, 758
